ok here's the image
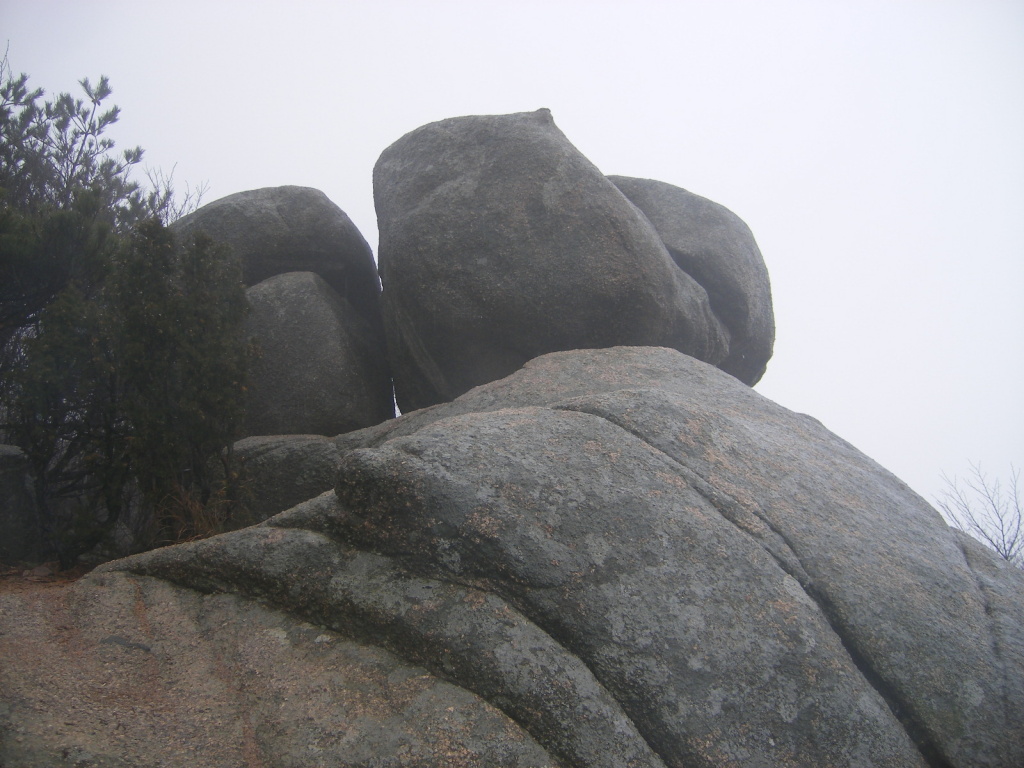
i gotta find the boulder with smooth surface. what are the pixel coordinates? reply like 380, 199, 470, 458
374, 109, 729, 412
609, 175, 775, 384
242, 271, 392, 437
171, 185, 382, 332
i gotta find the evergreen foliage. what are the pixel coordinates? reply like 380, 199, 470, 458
111, 221, 250, 545
0, 56, 249, 566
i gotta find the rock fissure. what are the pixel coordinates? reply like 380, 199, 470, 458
804, 581, 955, 768
553, 399, 948, 765
556, 398, 813, 586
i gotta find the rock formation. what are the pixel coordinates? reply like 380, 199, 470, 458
2, 112, 1021, 768
225, 433, 344, 528
3, 348, 1021, 767
242, 271, 393, 438
172, 186, 393, 438
609, 176, 775, 384
0, 567, 552, 767
171, 185, 382, 331
374, 109, 766, 412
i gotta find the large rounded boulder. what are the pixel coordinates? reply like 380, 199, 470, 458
6, 348, 1016, 767
609, 176, 775, 384
171, 186, 382, 332
242, 271, 392, 437
374, 109, 729, 412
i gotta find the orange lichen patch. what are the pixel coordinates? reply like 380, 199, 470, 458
465, 510, 504, 540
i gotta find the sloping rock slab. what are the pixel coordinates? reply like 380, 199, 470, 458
227, 434, 344, 526
0, 572, 552, 767
11, 347, 1021, 767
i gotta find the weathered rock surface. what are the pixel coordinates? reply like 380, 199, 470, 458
228, 434, 343, 526
242, 272, 392, 437
374, 109, 730, 412
171, 186, 382, 332
0, 572, 552, 767
4, 347, 1019, 767
0, 444, 38, 563
609, 176, 775, 384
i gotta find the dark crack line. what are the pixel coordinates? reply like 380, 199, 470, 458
554, 400, 952, 768
553, 401, 814, 584
953, 534, 1013, 755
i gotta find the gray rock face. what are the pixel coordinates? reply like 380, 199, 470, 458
171, 186, 382, 332
228, 434, 342, 526
374, 109, 730, 412
15, 347, 1008, 767
0, 571, 553, 767
242, 272, 392, 437
0, 444, 38, 563
609, 176, 775, 384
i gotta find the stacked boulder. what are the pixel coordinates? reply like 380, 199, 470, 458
5, 110, 1021, 768
168, 112, 775, 440
171, 186, 393, 438
608, 175, 774, 385
374, 108, 773, 411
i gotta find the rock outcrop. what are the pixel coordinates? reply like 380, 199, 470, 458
0, 570, 551, 767
242, 272, 393, 438
4, 347, 1020, 767
375, 109, 744, 412
171, 185, 382, 332
609, 176, 775, 384
171, 187, 393, 438
227, 433, 343, 526
4, 112, 1019, 768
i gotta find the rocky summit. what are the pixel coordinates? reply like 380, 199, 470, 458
1, 111, 1021, 768
3, 348, 1022, 767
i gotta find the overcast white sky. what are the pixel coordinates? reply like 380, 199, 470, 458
3, 0, 1022, 505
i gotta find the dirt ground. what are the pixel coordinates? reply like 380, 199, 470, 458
0, 562, 95, 594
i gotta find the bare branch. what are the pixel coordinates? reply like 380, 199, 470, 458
143, 164, 209, 223
937, 464, 1024, 568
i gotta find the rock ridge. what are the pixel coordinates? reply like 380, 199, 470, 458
75, 347, 1021, 767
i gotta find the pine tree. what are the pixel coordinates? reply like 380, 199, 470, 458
1, 57, 247, 565
111, 221, 249, 545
